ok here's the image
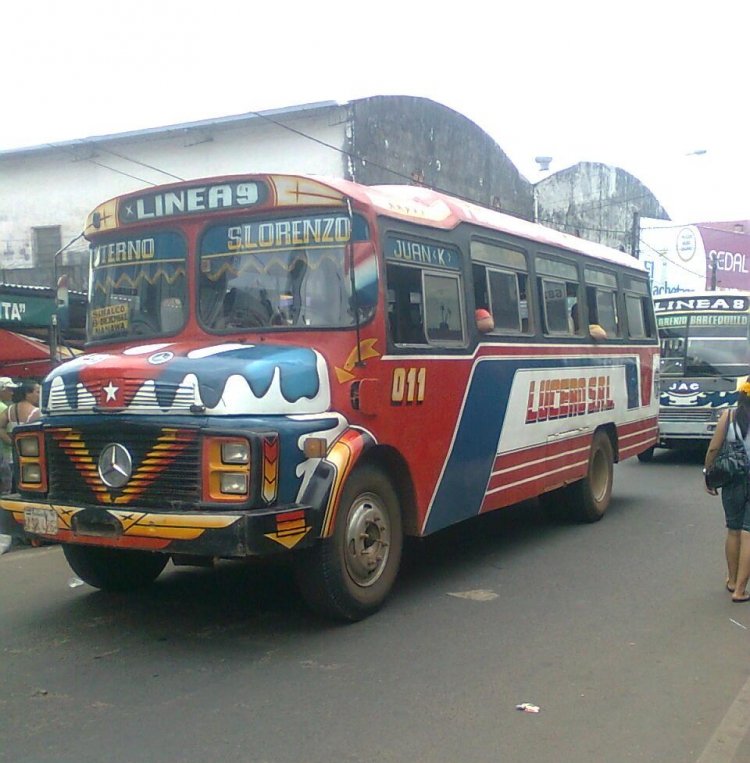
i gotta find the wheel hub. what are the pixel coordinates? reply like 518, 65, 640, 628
344, 493, 391, 587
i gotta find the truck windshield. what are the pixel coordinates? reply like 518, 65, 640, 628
88, 231, 187, 342
198, 213, 373, 331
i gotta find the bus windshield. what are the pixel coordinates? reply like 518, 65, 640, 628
658, 313, 750, 377
199, 214, 370, 331
88, 231, 187, 342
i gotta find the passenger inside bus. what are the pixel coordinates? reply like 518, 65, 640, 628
475, 308, 494, 333
571, 302, 608, 340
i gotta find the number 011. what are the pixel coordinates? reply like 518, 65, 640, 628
391, 367, 426, 404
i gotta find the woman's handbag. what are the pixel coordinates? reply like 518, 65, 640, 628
705, 414, 750, 490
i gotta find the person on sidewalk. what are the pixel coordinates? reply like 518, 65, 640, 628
0, 377, 18, 494
705, 383, 750, 602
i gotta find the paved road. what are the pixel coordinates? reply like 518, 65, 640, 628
2, 449, 750, 763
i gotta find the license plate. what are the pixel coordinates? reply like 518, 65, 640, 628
24, 508, 58, 536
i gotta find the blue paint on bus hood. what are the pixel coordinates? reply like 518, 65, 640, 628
44, 341, 331, 415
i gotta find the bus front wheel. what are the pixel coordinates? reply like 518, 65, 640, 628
62, 544, 168, 591
294, 465, 403, 621
564, 430, 614, 523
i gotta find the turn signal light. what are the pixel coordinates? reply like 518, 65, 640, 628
303, 437, 327, 459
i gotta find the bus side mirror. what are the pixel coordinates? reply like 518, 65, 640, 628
351, 378, 379, 416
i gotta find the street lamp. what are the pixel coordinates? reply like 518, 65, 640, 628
534, 156, 553, 172
532, 157, 553, 223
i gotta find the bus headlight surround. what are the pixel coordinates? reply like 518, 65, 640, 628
203, 436, 252, 502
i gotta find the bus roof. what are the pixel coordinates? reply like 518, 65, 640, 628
87, 173, 647, 274
336, 178, 647, 273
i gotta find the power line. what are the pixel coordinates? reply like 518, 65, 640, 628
92, 145, 184, 182
48, 143, 158, 186
638, 237, 705, 278
536, 217, 632, 237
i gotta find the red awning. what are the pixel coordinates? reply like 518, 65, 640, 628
0, 329, 79, 379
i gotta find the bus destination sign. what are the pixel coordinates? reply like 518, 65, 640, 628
385, 235, 461, 270
118, 181, 266, 224
653, 295, 750, 313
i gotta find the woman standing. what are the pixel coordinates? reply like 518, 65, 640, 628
0, 379, 41, 438
705, 384, 750, 601
0, 380, 40, 493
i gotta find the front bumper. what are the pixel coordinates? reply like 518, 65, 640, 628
657, 418, 719, 443
0, 496, 318, 558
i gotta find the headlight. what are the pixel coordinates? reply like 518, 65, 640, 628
18, 437, 40, 457
21, 464, 42, 484
220, 472, 248, 494
221, 441, 250, 464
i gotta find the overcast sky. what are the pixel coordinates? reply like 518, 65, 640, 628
4, 1, 747, 224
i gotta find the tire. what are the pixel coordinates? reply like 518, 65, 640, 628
637, 446, 655, 463
562, 430, 614, 523
62, 544, 168, 591
294, 464, 403, 621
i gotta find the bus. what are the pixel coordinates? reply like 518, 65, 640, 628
0, 174, 659, 620
646, 291, 750, 459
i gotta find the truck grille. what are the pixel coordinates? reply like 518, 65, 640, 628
45, 423, 201, 508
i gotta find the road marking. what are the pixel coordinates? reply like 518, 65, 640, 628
446, 589, 498, 601
696, 673, 750, 762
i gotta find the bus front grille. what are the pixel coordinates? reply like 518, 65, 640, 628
44, 424, 201, 508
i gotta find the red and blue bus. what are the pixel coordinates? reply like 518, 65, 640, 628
0, 174, 659, 619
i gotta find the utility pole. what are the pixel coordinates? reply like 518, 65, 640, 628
631, 211, 640, 258
710, 252, 717, 290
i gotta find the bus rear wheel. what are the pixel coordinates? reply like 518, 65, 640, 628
294, 465, 403, 621
563, 430, 614, 523
62, 544, 168, 591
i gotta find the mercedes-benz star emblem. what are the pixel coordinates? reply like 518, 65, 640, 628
98, 443, 133, 489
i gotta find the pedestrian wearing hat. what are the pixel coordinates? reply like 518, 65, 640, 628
0, 377, 18, 493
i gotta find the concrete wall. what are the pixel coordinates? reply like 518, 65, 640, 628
534, 162, 668, 253
349, 96, 534, 219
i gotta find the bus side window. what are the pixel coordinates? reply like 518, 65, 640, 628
535, 255, 580, 336
519, 279, 530, 333
540, 277, 579, 334
470, 241, 530, 335
622, 275, 655, 338
386, 264, 426, 344
586, 285, 619, 337
625, 293, 647, 338
472, 263, 489, 314
487, 269, 523, 333
424, 271, 464, 343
